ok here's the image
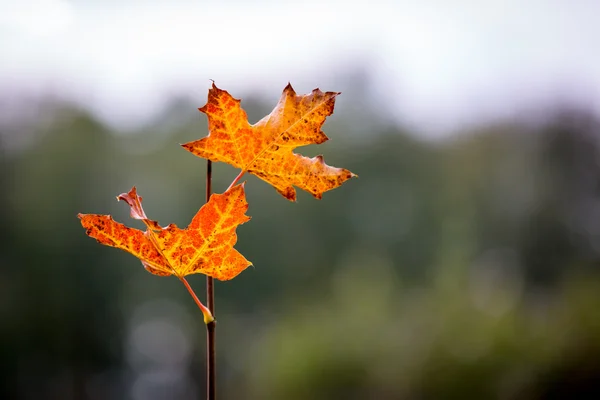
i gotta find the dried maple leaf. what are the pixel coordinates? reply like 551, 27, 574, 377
182, 83, 357, 201
77, 184, 251, 281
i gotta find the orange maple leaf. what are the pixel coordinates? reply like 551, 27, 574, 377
77, 184, 251, 281
182, 83, 357, 201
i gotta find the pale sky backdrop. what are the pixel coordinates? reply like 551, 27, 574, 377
1, 0, 599, 137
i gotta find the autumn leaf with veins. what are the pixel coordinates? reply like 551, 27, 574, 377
78, 183, 251, 280
78, 184, 252, 323
182, 83, 356, 201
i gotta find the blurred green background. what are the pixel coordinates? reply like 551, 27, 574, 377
3, 80, 600, 399
3, 1, 600, 398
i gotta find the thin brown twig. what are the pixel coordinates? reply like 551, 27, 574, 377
205, 159, 216, 400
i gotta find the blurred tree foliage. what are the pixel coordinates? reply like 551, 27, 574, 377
2, 91, 600, 399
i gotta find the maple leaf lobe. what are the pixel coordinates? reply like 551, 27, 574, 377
117, 186, 145, 219
182, 83, 356, 201
116, 186, 162, 230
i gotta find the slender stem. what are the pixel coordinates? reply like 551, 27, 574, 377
226, 170, 246, 192
206, 314, 216, 400
205, 160, 216, 400
179, 276, 214, 324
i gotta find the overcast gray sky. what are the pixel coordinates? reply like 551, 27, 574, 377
1, 0, 599, 136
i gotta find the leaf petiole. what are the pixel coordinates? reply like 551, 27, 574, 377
226, 170, 246, 192
179, 276, 214, 324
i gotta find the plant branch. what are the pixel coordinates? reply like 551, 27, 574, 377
205, 159, 216, 400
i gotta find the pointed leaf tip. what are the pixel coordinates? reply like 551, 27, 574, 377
117, 186, 149, 220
